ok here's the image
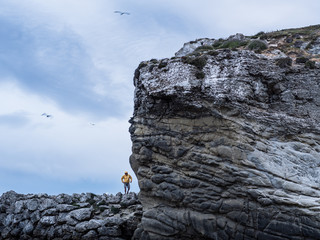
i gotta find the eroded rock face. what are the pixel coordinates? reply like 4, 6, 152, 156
130, 44, 320, 239
0, 191, 142, 239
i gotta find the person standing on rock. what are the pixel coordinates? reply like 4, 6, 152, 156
121, 171, 132, 194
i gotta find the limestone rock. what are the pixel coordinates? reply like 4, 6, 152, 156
69, 208, 92, 221
0, 191, 141, 239
175, 38, 216, 57
130, 25, 320, 239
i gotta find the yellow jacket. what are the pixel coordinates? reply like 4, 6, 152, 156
121, 174, 132, 183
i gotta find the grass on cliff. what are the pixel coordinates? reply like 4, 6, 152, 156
194, 45, 214, 52
212, 39, 248, 50
182, 55, 207, 79
276, 57, 293, 68
182, 56, 207, 70
180, 24, 320, 71
190, 25, 320, 57
256, 24, 320, 39
247, 40, 268, 52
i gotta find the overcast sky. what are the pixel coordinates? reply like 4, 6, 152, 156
0, 0, 319, 195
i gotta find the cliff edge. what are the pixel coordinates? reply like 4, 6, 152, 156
129, 25, 320, 240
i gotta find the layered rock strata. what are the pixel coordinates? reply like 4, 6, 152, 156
130, 27, 320, 239
0, 191, 142, 240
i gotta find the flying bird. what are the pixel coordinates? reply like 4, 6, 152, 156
89, 122, 96, 126
41, 113, 53, 118
114, 11, 130, 15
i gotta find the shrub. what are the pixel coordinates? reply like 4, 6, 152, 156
219, 40, 248, 49
135, 62, 147, 79
212, 39, 224, 48
194, 45, 214, 52
137, 62, 147, 69
183, 56, 207, 70
305, 60, 316, 69
148, 65, 155, 72
247, 40, 268, 51
191, 56, 207, 69
208, 50, 219, 56
150, 59, 158, 64
182, 56, 207, 79
259, 33, 269, 40
255, 31, 265, 36
295, 57, 309, 64
276, 57, 292, 68
195, 70, 205, 79
158, 60, 168, 69
251, 31, 265, 39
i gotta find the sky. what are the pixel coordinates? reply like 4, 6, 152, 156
0, 0, 319, 195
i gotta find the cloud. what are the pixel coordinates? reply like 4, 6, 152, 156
0, 2, 130, 118
137, 0, 320, 38
0, 113, 29, 128
0, 81, 132, 182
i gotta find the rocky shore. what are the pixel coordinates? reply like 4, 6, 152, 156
0, 191, 142, 240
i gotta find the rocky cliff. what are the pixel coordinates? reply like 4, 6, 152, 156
129, 25, 320, 239
0, 191, 142, 239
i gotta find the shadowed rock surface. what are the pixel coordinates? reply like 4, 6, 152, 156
129, 25, 320, 239
0, 191, 142, 239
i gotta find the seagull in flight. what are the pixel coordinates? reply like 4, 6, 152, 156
89, 122, 96, 126
41, 113, 53, 118
114, 11, 130, 15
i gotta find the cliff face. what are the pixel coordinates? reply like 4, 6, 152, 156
0, 191, 142, 239
130, 26, 320, 239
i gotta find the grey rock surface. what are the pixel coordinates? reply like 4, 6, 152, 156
130, 30, 320, 239
0, 191, 142, 239
174, 38, 216, 57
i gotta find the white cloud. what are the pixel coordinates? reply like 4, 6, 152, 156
0, 80, 132, 182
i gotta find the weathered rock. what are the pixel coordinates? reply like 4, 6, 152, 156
38, 198, 56, 211
75, 221, 90, 233
22, 221, 34, 234
307, 37, 320, 55
0, 191, 142, 239
39, 216, 56, 226
175, 38, 217, 57
83, 229, 98, 239
56, 204, 77, 212
130, 25, 320, 239
26, 199, 39, 211
69, 208, 92, 221
87, 219, 103, 229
